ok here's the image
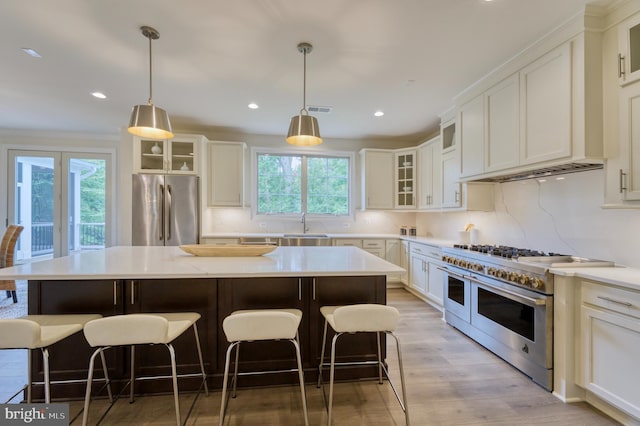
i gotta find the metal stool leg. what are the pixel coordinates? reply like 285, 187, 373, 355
129, 345, 135, 403
327, 332, 342, 426
41, 348, 51, 404
291, 337, 309, 426
376, 331, 383, 384
166, 344, 181, 426
219, 341, 239, 426
232, 342, 240, 398
99, 350, 113, 403
317, 318, 328, 388
390, 332, 410, 426
192, 323, 209, 396
82, 348, 103, 426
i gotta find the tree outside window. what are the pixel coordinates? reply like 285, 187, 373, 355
257, 153, 349, 215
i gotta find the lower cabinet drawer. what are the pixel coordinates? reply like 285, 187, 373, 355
582, 280, 640, 319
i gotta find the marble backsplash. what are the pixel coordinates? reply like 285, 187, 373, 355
417, 169, 640, 268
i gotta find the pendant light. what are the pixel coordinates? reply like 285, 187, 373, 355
286, 42, 322, 146
128, 26, 174, 140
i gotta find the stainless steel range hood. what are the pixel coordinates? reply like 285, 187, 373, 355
473, 162, 603, 183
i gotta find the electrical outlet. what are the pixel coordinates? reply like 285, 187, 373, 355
343, 223, 350, 228
259, 222, 267, 229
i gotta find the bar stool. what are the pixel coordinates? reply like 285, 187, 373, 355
219, 309, 308, 426
82, 312, 208, 426
0, 314, 104, 403
317, 304, 409, 426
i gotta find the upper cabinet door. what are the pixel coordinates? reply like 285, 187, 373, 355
458, 94, 485, 178
361, 150, 394, 210
519, 43, 572, 165
208, 142, 246, 207
485, 73, 520, 172
619, 13, 640, 87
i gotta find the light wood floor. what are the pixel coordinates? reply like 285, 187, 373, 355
2, 288, 620, 425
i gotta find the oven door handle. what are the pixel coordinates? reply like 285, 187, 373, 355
470, 277, 547, 306
437, 266, 470, 280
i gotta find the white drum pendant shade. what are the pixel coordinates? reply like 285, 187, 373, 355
128, 104, 173, 139
287, 114, 321, 146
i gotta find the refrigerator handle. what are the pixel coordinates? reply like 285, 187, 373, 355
159, 184, 164, 241
166, 184, 172, 241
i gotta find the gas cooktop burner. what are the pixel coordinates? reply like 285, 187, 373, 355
452, 244, 565, 259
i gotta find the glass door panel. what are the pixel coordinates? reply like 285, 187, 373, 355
8, 151, 61, 261
64, 155, 107, 254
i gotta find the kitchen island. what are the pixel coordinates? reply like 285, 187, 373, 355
0, 246, 404, 400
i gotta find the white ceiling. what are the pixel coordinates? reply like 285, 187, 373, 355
0, 0, 612, 143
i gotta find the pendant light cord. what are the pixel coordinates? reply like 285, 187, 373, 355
301, 48, 307, 115
148, 33, 153, 105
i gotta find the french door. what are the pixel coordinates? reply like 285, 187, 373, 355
7, 150, 112, 261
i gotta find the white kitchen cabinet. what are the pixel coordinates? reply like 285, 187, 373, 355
618, 12, 640, 86
485, 73, 520, 172
133, 134, 204, 175
400, 240, 410, 286
385, 239, 402, 284
409, 248, 427, 295
362, 239, 385, 258
332, 238, 363, 248
441, 149, 460, 208
441, 119, 456, 153
427, 255, 443, 306
459, 94, 485, 178
208, 141, 246, 207
360, 149, 393, 210
519, 43, 572, 165
617, 82, 640, 201
408, 242, 443, 308
417, 136, 441, 209
580, 280, 640, 419
394, 149, 416, 209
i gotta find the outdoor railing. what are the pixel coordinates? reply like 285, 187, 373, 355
31, 222, 105, 255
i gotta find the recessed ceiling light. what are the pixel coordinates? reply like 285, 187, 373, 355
91, 92, 107, 99
21, 48, 41, 58
248, 103, 259, 109
374, 111, 384, 117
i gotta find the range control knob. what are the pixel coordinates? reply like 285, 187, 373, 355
519, 275, 531, 286
532, 278, 544, 289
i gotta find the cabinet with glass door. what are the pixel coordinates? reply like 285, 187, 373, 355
395, 149, 416, 209
133, 134, 204, 174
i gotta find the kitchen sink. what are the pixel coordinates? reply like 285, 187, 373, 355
279, 234, 331, 246
282, 234, 328, 238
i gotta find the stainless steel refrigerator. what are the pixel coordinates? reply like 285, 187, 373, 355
132, 174, 199, 246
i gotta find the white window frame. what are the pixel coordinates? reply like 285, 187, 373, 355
251, 147, 356, 221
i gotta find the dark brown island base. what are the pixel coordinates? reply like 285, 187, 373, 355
1, 246, 403, 401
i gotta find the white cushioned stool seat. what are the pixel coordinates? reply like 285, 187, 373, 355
318, 304, 409, 426
0, 313, 102, 404
82, 312, 208, 426
219, 308, 308, 426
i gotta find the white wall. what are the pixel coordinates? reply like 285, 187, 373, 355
416, 168, 640, 268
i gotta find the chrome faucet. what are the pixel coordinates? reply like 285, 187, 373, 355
301, 212, 308, 234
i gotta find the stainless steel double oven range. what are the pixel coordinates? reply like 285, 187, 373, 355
440, 244, 613, 391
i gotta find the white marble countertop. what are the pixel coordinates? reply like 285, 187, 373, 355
550, 265, 640, 291
0, 246, 405, 280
